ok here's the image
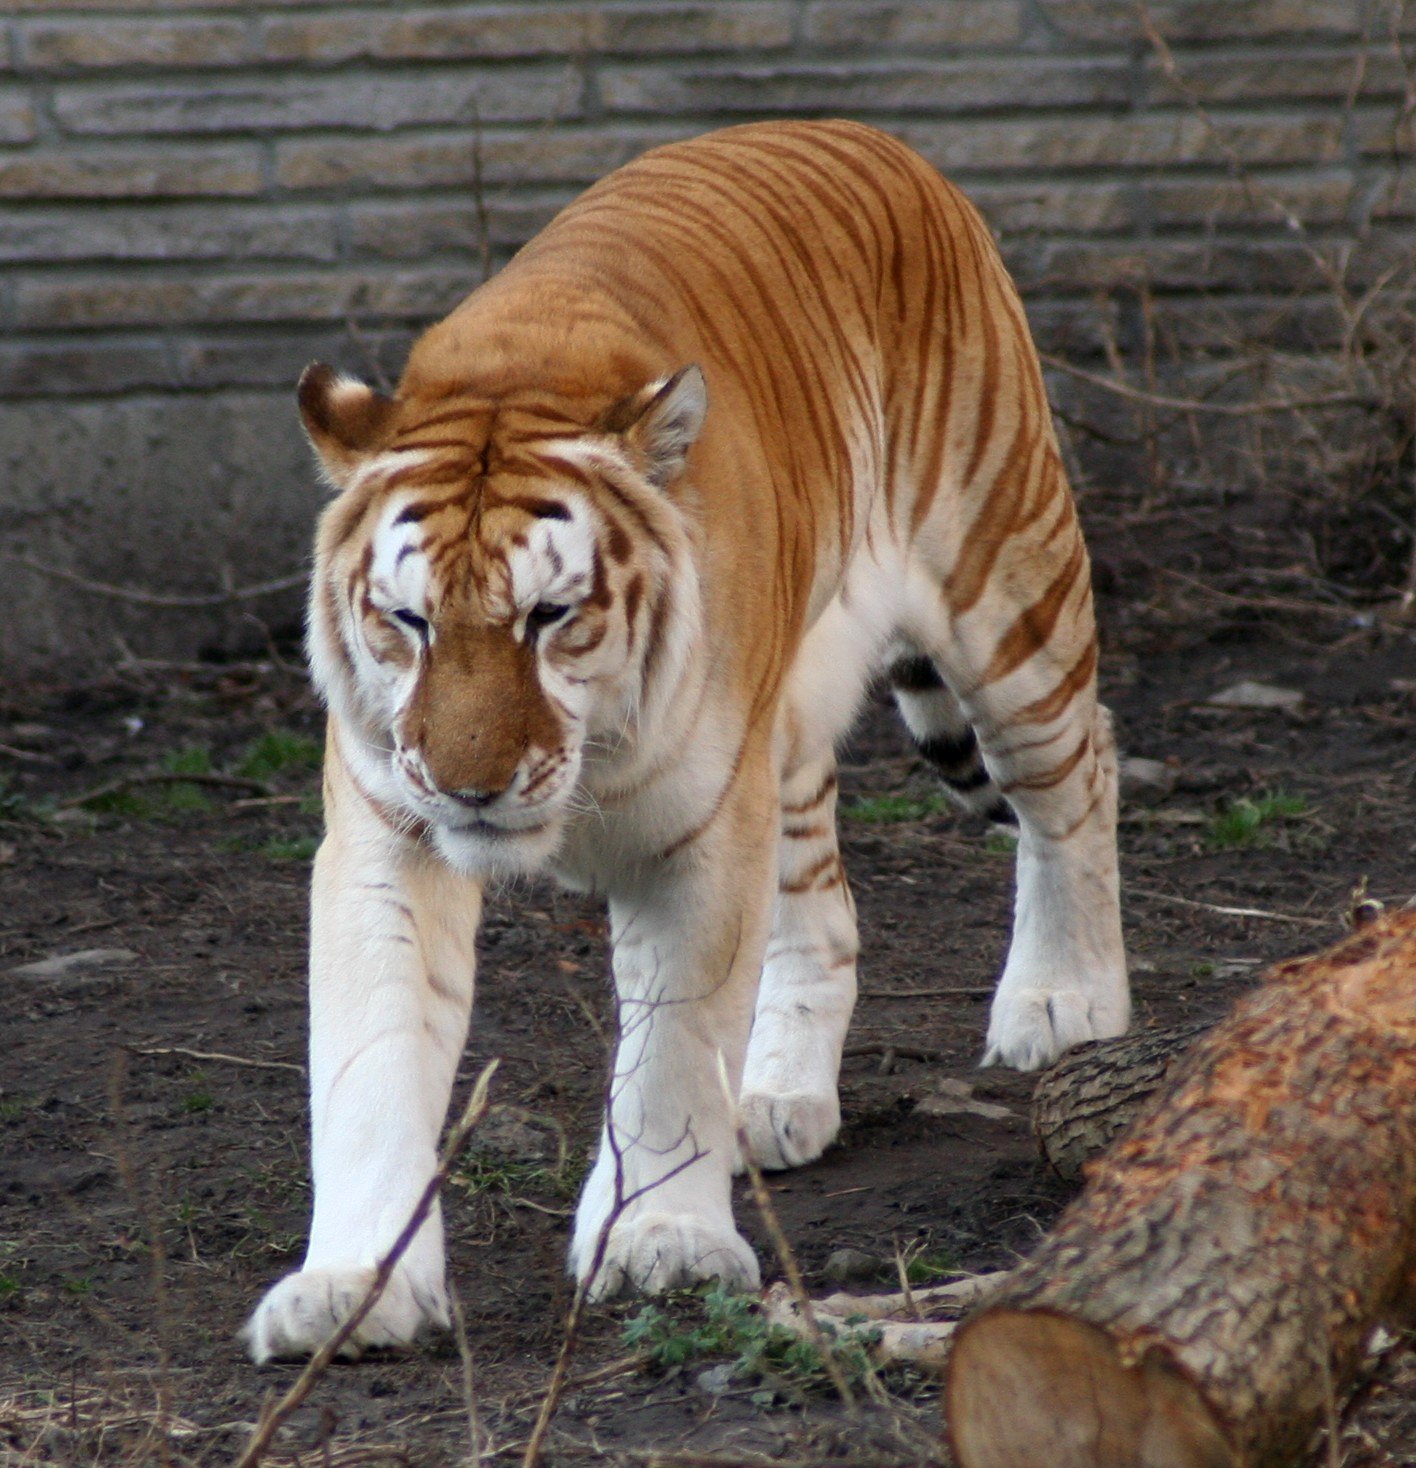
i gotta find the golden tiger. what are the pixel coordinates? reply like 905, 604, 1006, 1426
245, 119, 1127, 1361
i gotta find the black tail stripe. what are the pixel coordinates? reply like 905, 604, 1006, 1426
916, 730, 977, 769
889, 655, 944, 692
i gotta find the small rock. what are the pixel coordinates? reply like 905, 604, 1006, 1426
12, 948, 138, 981
1206, 680, 1303, 710
1119, 756, 1176, 804
823, 1247, 885, 1285
474, 1108, 559, 1161
696, 1363, 736, 1395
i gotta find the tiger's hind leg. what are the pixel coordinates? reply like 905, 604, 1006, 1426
909, 534, 1127, 1072
738, 749, 859, 1170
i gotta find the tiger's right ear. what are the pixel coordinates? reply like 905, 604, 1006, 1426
297, 363, 397, 489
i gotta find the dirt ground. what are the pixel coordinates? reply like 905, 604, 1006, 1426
3, 503, 1415, 1465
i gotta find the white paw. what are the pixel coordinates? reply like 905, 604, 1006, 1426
582, 1212, 760, 1301
243, 1264, 448, 1363
735, 1089, 840, 1172
983, 985, 1128, 1072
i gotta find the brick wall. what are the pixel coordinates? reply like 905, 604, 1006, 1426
2, 0, 1413, 671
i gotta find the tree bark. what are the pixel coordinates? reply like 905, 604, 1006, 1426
1032, 1019, 1213, 1184
947, 911, 1416, 1468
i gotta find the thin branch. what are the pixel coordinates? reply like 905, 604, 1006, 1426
127, 1045, 305, 1077
1125, 886, 1330, 927
0, 553, 305, 609
720, 1054, 859, 1414
1040, 353, 1368, 419
234, 1060, 500, 1468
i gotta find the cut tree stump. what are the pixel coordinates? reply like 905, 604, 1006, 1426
946, 910, 1416, 1468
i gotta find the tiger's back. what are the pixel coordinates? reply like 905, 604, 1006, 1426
409, 119, 1074, 699
246, 120, 1126, 1363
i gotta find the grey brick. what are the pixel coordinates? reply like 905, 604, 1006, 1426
599, 58, 1133, 116
0, 144, 262, 198
0, 340, 177, 397
897, 113, 1345, 174
971, 180, 1133, 236
0, 87, 37, 143
0, 205, 341, 264
348, 194, 571, 260
1147, 48, 1408, 107
175, 329, 419, 390
1006, 237, 1360, 296
14, 269, 475, 331
1142, 173, 1354, 231
259, 7, 593, 64
275, 125, 692, 192
802, 2, 1024, 50
2, 0, 311, 9
1039, 0, 1367, 44
260, 5, 791, 64
53, 68, 583, 136
17, 18, 248, 71
591, 4, 792, 54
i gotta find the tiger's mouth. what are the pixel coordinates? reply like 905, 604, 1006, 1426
429, 805, 565, 878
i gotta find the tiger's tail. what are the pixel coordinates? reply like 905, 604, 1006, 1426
888, 654, 1015, 826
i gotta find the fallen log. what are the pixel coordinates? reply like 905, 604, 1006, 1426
1032, 1019, 1213, 1184
946, 910, 1416, 1468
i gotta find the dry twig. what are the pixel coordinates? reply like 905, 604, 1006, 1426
1, 552, 305, 609
234, 1060, 500, 1468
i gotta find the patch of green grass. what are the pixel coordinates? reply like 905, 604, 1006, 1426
842, 789, 948, 824
452, 1146, 584, 1204
902, 1246, 960, 1285
237, 729, 323, 782
0, 1096, 31, 1123
623, 1283, 881, 1403
81, 786, 159, 818
259, 834, 320, 863
0, 1272, 20, 1298
985, 827, 1019, 855
1205, 790, 1310, 850
61, 1275, 93, 1296
164, 746, 213, 777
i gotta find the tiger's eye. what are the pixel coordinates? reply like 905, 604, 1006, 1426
527, 603, 571, 632
393, 609, 429, 637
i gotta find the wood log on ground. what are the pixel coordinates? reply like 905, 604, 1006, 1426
1032, 1019, 1213, 1184
945, 910, 1416, 1468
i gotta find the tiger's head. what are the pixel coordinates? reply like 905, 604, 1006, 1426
299, 361, 707, 877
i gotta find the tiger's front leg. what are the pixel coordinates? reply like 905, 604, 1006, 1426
569, 755, 778, 1299
245, 733, 481, 1362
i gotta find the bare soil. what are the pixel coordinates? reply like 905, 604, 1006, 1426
2, 560, 1414, 1465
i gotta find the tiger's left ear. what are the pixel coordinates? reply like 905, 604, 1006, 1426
606, 365, 708, 488
297, 362, 398, 490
